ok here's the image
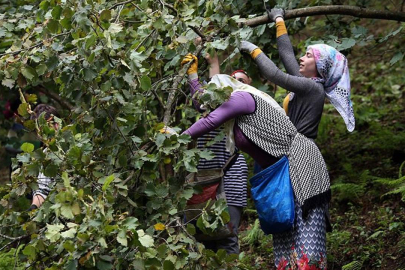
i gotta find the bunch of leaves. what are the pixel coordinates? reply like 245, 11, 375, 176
195, 83, 233, 114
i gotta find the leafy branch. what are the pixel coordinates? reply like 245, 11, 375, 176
0, 32, 70, 57
244, 5, 405, 27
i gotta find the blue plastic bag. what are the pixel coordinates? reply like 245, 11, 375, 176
250, 156, 295, 234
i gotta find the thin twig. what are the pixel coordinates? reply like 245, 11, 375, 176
115, 5, 125, 23
189, 26, 206, 41
134, 29, 156, 52
156, 0, 178, 16
130, 3, 151, 20
109, 0, 137, 10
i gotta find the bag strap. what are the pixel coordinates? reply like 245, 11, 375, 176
222, 152, 240, 173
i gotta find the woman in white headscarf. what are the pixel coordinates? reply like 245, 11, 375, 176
183, 74, 330, 269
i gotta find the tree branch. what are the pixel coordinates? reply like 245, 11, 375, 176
162, 26, 218, 125
162, 45, 204, 125
0, 233, 29, 252
243, 5, 405, 27
36, 85, 73, 110
109, 0, 137, 10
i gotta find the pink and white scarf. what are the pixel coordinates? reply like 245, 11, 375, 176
308, 44, 355, 132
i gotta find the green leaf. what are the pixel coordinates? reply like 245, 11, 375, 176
60, 17, 72, 29
199, 149, 214, 160
39, 0, 49, 10
20, 142, 34, 153
108, 23, 123, 34
23, 120, 36, 131
45, 223, 64, 242
60, 205, 75, 219
85, 35, 97, 50
61, 227, 77, 238
100, 10, 112, 22
47, 19, 59, 33
44, 163, 58, 177
36, 63, 48, 76
175, 36, 188, 44
2, 78, 15, 88
186, 223, 196, 235
97, 260, 114, 270
102, 174, 115, 191
210, 38, 229, 50
140, 75, 151, 91
117, 230, 128, 246
123, 217, 139, 230
22, 245, 36, 260
17, 103, 30, 117
63, 7, 74, 19
163, 260, 175, 270
155, 133, 166, 147
62, 171, 71, 187
130, 51, 148, 68
65, 260, 78, 270
390, 52, 403, 65
177, 134, 191, 144
137, 230, 154, 247
21, 66, 37, 80
52, 6, 62, 19
144, 183, 156, 196
83, 68, 98, 81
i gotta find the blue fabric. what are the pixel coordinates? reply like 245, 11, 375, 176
250, 156, 294, 234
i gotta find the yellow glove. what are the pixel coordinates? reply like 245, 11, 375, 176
181, 53, 198, 75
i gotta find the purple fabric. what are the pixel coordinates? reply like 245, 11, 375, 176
184, 86, 279, 168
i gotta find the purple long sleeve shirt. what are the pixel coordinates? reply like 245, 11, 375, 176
185, 79, 279, 169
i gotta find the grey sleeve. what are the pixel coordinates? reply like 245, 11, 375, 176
33, 172, 54, 200
253, 53, 320, 96
277, 34, 301, 76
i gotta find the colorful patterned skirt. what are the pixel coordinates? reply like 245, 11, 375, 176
273, 201, 328, 269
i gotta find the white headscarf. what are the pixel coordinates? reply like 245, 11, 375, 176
208, 74, 285, 154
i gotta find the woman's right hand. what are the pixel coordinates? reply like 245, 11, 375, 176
267, 8, 284, 22
181, 53, 198, 75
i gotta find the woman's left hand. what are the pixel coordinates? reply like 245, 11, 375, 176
239, 41, 259, 54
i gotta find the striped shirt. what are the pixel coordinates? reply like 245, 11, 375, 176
33, 172, 53, 199
197, 129, 248, 207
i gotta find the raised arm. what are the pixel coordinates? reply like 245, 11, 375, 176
275, 19, 301, 76
184, 91, 255, 139
240, 41, 321, 96
266, 8, 301, 76
181, 54, 206, 111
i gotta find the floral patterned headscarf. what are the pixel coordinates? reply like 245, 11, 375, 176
308, 44, 355, 132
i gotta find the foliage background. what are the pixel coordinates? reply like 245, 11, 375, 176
0, 0, 404, 269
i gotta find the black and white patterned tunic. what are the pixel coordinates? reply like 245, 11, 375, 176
197, 130, 248, 207
237, 95, 330, 216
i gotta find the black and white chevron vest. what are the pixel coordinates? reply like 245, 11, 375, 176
237, 94, 331, 217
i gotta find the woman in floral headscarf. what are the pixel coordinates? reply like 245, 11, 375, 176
242, 9, 355, 138
239, 8, 355, 269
